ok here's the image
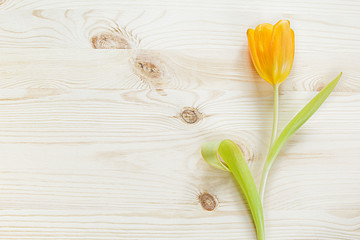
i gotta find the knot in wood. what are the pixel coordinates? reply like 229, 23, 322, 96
136, 61, 162, 79
181, 107, 201, 124
131, 52, 169, 88
315, 81, 326, 91
199, 192, 217, 211
236, 142, 254, 165
91, 32, 130, 49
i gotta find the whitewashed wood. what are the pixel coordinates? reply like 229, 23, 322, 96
0, 210, 358, 239
0, 89, 359, 211
0, 0, 359, 14
0, 9, 359, 52
0, 49, 358, 91
0, 1, 359, 239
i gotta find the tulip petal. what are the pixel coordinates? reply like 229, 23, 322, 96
247, 28, 269, 83
271, 20, 295, 84
254, 23, 274, 84
291, 28, 295, 60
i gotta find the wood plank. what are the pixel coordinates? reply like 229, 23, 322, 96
0, 10, 359, 52
0, 135, 359, 211
0, 49, 357, 91
0, 0, 359, 14
0, 89, 359, 142
0, 210, 358, 239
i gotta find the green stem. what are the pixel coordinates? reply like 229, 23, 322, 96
259, 84, 279, 202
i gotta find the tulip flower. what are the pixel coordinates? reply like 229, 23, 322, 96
247, 20, 295, 86
247, 20, 295, 200
246, 20, 341, 202
201, 19, 341, 240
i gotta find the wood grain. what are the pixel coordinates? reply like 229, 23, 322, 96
0, 210, 358, 239
0, 1, 359, 239
0, 9, 359, 52
0, 49, 358, 91
0, 0, 359, 14
0, 89, 359, 211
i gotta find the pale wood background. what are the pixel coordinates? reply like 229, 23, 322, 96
0, 0, 359, 239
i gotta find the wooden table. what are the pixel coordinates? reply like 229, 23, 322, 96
0, 0, 359, 239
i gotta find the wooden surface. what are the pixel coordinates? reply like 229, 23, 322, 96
0, 1, 359, 239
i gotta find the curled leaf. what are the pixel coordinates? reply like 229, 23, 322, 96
202, 139, 265, 240
201, 140, 230, 171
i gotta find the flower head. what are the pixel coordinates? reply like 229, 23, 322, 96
247, 20, 295, 85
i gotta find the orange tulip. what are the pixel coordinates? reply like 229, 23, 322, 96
247, 20, 295, 85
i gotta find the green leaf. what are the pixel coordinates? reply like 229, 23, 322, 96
202, 139, 265, 240
260, 72, 342, 199
201, 140, 230, 171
